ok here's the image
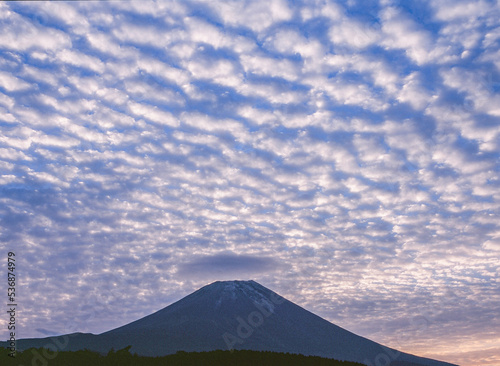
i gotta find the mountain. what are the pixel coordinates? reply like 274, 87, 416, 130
3, 280, 457, 366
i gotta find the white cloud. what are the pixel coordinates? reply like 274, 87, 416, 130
181, 112, 246, 137
431, 0, 492, 21
95, 88, 129, 106
35, 1, 90, 35
21, 64, 59, 87
305, 74, 388, 110
136, 57, 191, 87
185, 17, 256, 53
0, 91, 15, 109
123, 80, 185, 107
397, 72, 434, 110
380, 7, 437, 65
86, 31, 137, 59
204, 0, 293, 33
56, 49, 105, 74
185, 57, 243, 88
382, 120, 432, 168
110, 0, 187, 18
112, 22, 184, 49
440, 67, 500, 117
237, 105, 279, 126
300, 1, 342, 22
265, 29, 325, 65
329, 18, 382, 49
0, 6, 71, 52
325, 53, 400, 94
0, 71, 31, 92
128, 101, 179, 127
0, 147, 32, 162
240, 54, 299, 81
483, 237, 500, 251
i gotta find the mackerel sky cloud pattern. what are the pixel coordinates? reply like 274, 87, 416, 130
0, 1, 499, 365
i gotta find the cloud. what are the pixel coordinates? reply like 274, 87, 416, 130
56, 49, 105, 74
204, 0, 293, 33
176, 253, 280, 279
0, 71, 32, 92
379, 6, 442, 65
329, 18, 382, 49
0, 5, 71, 52
265, 29, 324, 61
431, 0, 493, 21
240, 54, 300, 81
128, 101, 180, 127
397, 72, 434, 110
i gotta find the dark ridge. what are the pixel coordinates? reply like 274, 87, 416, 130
0, 347, 369, 366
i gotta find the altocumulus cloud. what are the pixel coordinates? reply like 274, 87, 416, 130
0, 1, 499, 365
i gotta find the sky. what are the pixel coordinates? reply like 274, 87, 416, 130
0, 0, 499, 365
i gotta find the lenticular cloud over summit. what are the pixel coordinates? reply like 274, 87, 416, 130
1, 1, 499, 365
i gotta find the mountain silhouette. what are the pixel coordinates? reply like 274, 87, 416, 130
3, 280, 457, 366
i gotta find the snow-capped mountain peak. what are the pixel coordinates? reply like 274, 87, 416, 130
4, 280, 458, 366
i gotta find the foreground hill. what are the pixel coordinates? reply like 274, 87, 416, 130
1, 280, 458, 366
2, 348, 366, 366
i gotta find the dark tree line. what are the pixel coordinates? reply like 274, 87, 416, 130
2, 347, 366, 366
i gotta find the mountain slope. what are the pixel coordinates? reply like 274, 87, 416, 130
3, 280, 457, 366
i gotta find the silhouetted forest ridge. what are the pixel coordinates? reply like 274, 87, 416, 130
2, 347, 366, 366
